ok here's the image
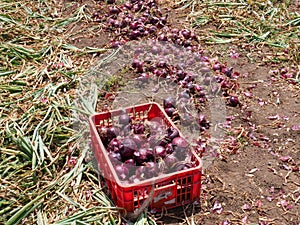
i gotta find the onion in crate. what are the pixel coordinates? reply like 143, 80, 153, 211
118, 113, 132, 126
172, 137, 189, 159
164, 153, 178, 168
154, 145, 167, 158
115, 164, 129, 180
107, 138, 121, 153
119, 137, 137, 160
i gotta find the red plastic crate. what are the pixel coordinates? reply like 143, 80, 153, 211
89, 102, 202, 213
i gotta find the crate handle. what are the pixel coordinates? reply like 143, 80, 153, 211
153, 182, 176, 203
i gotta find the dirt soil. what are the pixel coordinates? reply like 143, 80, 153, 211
62, 1, 300, 224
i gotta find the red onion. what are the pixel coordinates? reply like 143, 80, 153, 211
164, 154, 178, 168
129, 21, 139, 30
163, 97, 176, 108
172, 137, 189, 159
120, 138, 137, 159
98, 126, 108, 145
134, 148, 148, 165
136, 73, 149, 82
132, 123, 145, 134
144, 161, 159, 178
154, 145, 167, 158
167, 127, 179, 140
212, 62, 222, 71
178, 90, 190, 99
148, 120, 164, 134
120, 124, 131, 136
135, 166, 146, 180
164, 107, 175, 117
108, 152, 122, 164
129, 30, 142, 40
124, 158, 135, 166
109, 6, 120, 14
177, 70, 186, 80
107, 126, 119, 142
115, 164, 129, 180
148, 25, 157, 33
198, 114, 209, 128
158, 34, 167, 41
150, 16, 159, 25
214, 75, 224, 83
228, 96, 239, 107
132, 4, 140, 12
118, 113, 132, 126
181, 29, 191, 39
223, 67, 233, 77
130, 134, 145, 147
172, 137, 188, 149
186, 82, 195, 94
124, 2, 132, 9
203, 76, 211, 85
129, 175, 141, 183
171, 28, 179, 33
165, 143, 174, 154
146, 147, 155, 162
107, 138, 121, 153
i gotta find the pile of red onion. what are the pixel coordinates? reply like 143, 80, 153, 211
93, 0, 242, 112
97, 108, 196, 183
92, 0, 170, 48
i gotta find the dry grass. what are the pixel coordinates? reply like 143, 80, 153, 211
0, 0, 118, 224
176, 0, 300, 66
